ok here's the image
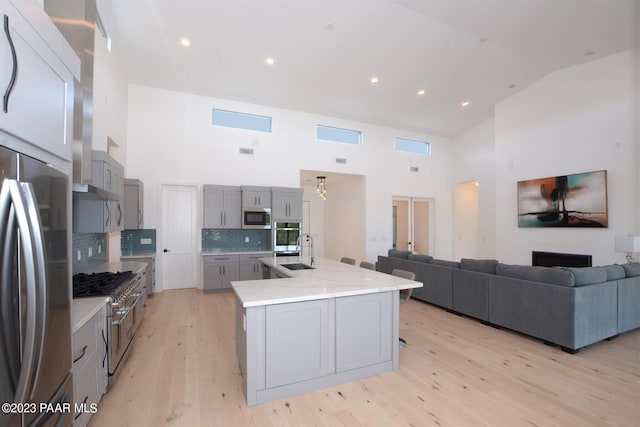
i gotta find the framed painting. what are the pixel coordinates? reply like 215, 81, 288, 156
517, 170, 608, 228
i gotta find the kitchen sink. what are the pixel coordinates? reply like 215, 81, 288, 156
282, 263, 314, 270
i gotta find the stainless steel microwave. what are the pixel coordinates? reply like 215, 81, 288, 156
242, 208, 271, 229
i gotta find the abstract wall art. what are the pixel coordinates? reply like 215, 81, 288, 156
517, 170, 608, 228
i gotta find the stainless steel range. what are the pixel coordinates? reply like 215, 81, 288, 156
73, 270, 146, 386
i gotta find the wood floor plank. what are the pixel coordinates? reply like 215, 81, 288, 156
88, 289, 640, 426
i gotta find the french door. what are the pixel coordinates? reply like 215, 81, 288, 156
392, 197, 434, 254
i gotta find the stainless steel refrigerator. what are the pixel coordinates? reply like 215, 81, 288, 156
0, 145, 73, 426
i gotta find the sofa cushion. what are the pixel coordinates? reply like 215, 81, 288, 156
622, 262, 640, 277
430, 259, 460, 269
408, 253, 433, 263
602, 264, 626, 281
567, 267, 607, 286
388, 249, 411, 259
496, 263, 575, 287
460, 258, 498, 274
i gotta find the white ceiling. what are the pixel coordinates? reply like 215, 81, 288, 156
102, 0, 639, 138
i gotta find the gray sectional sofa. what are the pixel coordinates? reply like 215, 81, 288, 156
377, 250, 640, 353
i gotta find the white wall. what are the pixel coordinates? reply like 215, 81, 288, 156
323, 175, 366, 262
126, 85, 454, 289
92, 25, 129, 262
92, 30, 128, 164
452, 118, 497, 259
494, 49, 639, 265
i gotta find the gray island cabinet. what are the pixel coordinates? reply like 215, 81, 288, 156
232, 256, 422, 406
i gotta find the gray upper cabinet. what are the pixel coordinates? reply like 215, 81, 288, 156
271, 187, 303, 221
0, 1, 78, 162
124, 179, 144, 229
241, 186, 271, 209
73, 152, 124, 233
203, 185, 241, 229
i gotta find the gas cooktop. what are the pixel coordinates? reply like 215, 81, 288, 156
73, 271, 134, 298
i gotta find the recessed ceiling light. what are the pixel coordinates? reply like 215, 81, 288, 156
325, 22, 334, 30
180, 38, 191, 47
370, 76, 379, 85
417, 89, 425, 96
265, 57, 275, 66
461, 101, 470, 107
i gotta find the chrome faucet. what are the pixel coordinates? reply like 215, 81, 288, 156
296, 233, 315, 266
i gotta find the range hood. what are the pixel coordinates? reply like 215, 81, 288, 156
45, 0, 119, 201
71, 182, 119, 200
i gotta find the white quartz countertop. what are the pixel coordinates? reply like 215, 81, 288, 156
232, 256, 422, 308
71, 296, 108, 334
202, 251, 272, 256
121, 253, 156, 259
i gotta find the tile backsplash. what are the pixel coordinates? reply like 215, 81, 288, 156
202, 229, 272, 252
72, 233, 107, 273
121, 229, 157, 255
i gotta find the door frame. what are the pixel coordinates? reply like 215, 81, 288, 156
160, 183, 198, 291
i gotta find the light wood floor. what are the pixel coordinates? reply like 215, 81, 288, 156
88, 289, 640, 427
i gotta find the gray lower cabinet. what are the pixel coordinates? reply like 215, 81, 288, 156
72, 304, 107, 427
237, 290, 395, 406
121, 255, 156, 295
239, 252, 271, 280
265, 299, 331, 388
204, 255, 239, 292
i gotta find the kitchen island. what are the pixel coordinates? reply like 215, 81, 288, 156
231, 256, 422, 406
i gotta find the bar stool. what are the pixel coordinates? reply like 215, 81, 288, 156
340, 257, 356, 265
359, 261, 375, 270
391, 269, 415, 348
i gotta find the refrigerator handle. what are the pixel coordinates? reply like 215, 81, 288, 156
0, 181, 20, 388
0, 180, 39, 403
21, 182, 48, 399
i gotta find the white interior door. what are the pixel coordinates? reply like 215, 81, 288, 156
393, 197, 434, 254
161, 184, 197, 290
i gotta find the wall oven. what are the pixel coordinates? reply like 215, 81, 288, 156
273, 221, 301, 256
243, 208, 271, 229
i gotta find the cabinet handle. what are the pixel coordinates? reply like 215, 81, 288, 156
105, 201, 111, 227
3, 15, 17, 114
73, 345, 88, 363
74, 396, 88, 420
138, 209, 142, 228
117, 203, 122, 226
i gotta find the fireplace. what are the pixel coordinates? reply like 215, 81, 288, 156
532, 251, 592, 267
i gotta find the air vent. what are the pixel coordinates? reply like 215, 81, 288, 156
410, 166, 419, 172
336, 158, 347, 164
239, 148, 254, 155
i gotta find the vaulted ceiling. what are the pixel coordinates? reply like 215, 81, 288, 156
102, 0, 639, 137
